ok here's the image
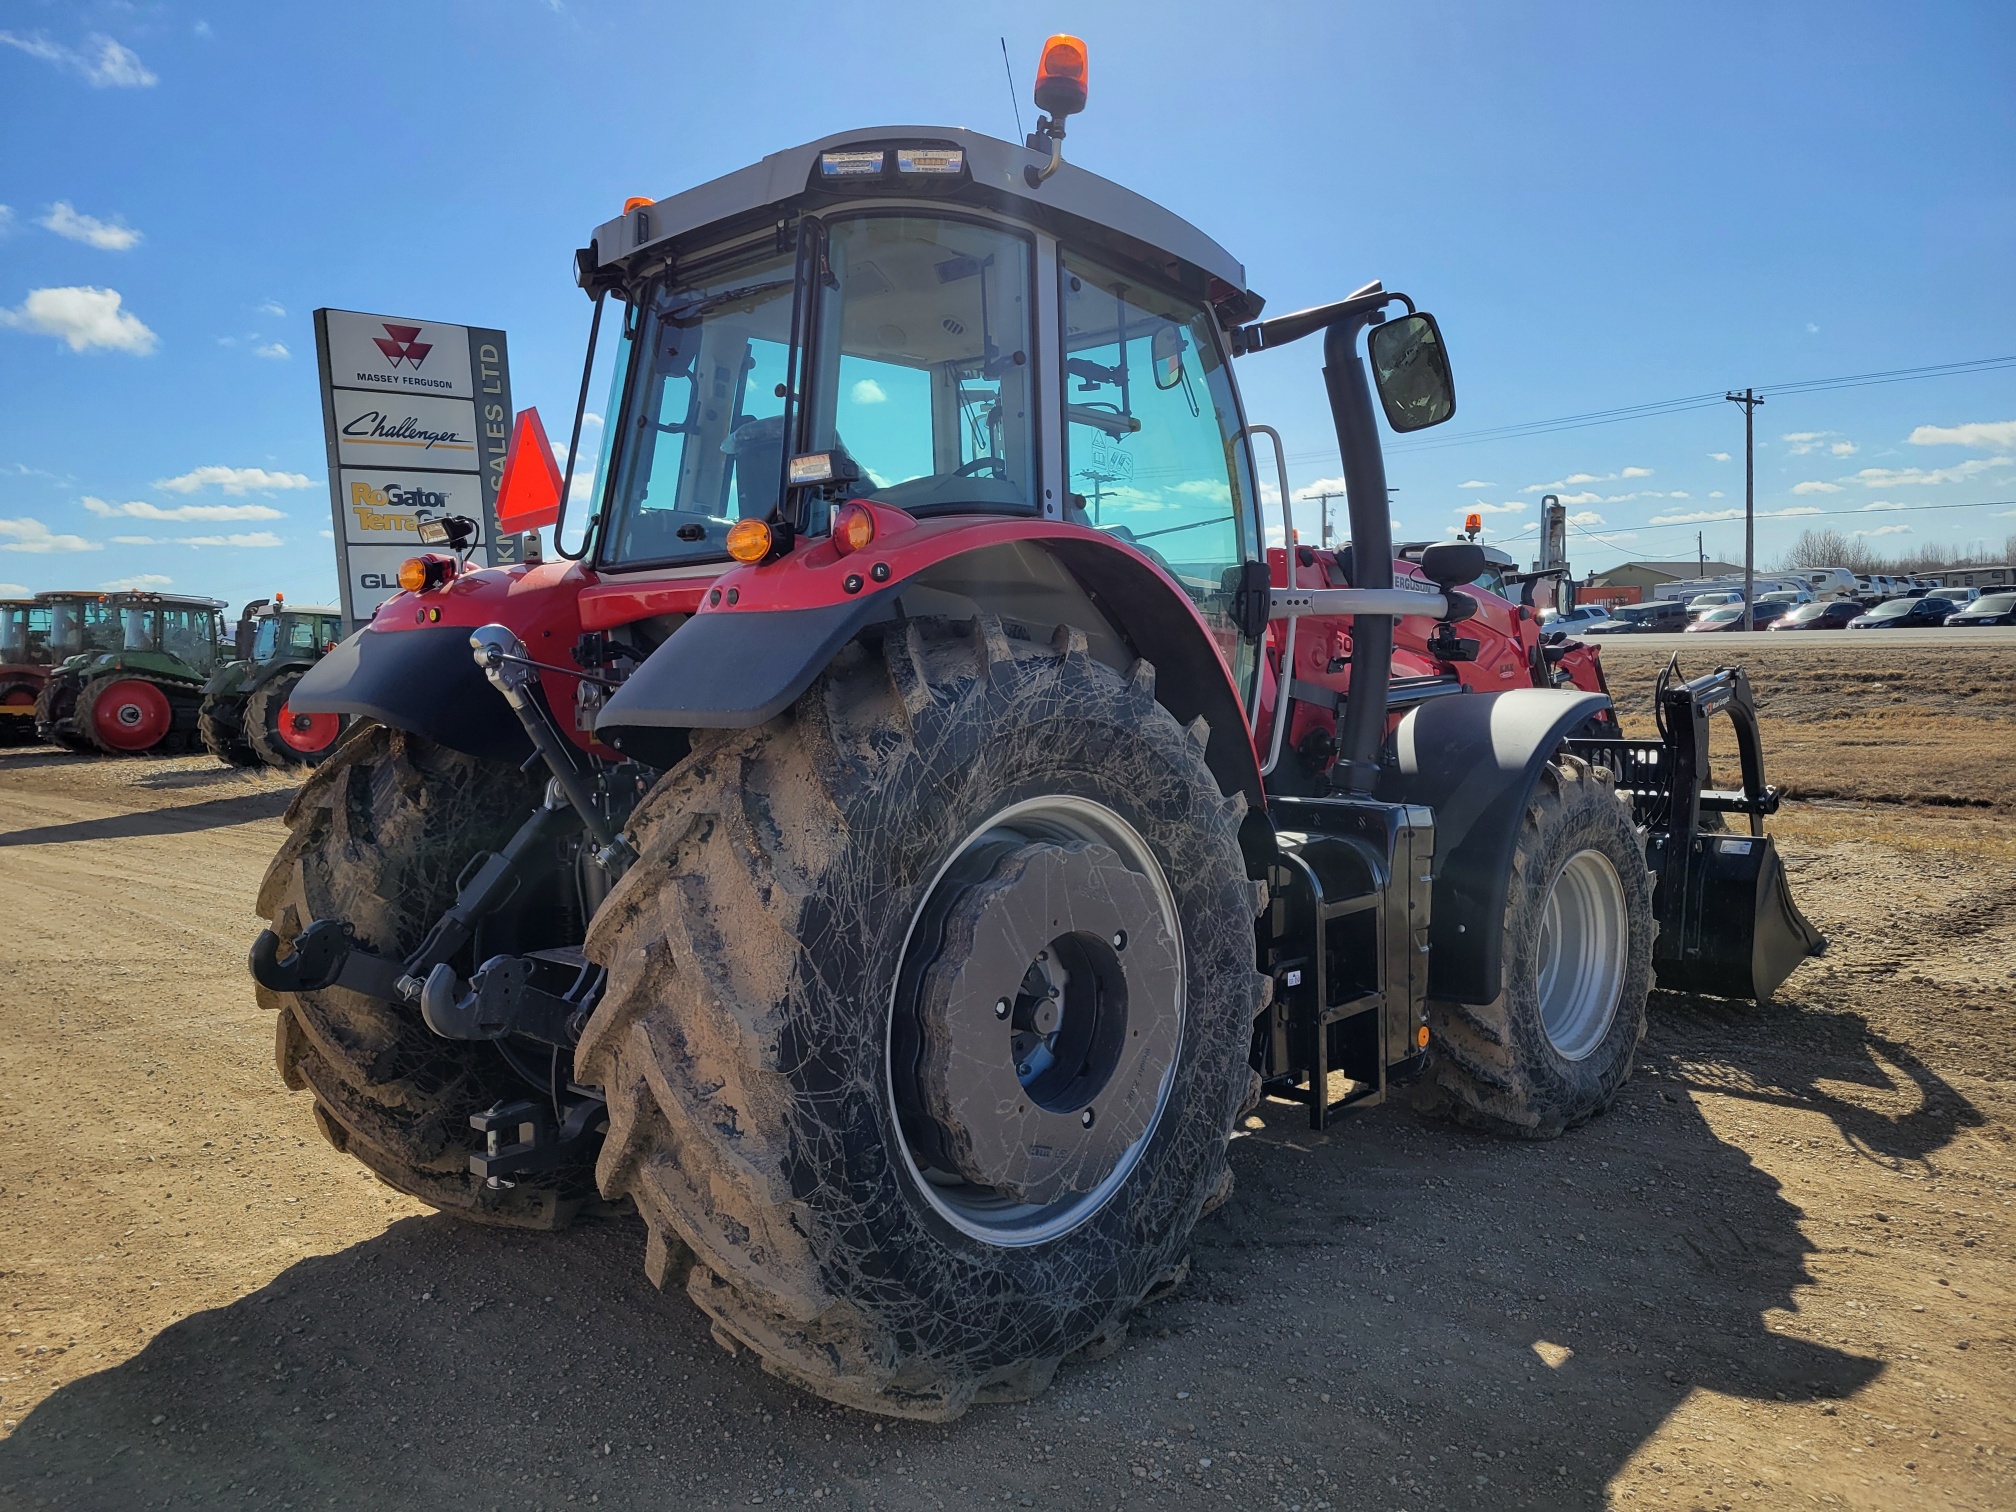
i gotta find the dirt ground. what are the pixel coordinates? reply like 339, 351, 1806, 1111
1, 643, 2012, 1511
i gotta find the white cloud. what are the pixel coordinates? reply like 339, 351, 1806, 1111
1781, 430, 1847, 456
0, 580, 28, 595
0, 32, 156, 87
1555, 491, 1602, 505
254, 342, 289, 360
256, 299, 287, 318
0, 286, 156, 353
1521, 468, 1649, 494
1620, 466, 1652, 479
1456, 480, 1493, 489
1855, 524, 1912, 538
1566, 511, 1606, 526
1791, 480, 1844, 495
99, 573, 173, 590
1709, 490, 1725, 499
849, 378, 888, 405
0, 517, 99, 553
1667, 491, 1690, 500
154, 465, 313, 495
1464, 501, 1526, 515
40, 202, 141, 251
1292, 476, 1347, 501
1806, 323, 1820, 334
1709, 452, 1731, 462
82, 496, 284, 522
1829, 440, 1858, 457
0, 206, 12, 236
110, 532, 284, 548
1908, 419, 2016, 452
1850, 458, 2011, 488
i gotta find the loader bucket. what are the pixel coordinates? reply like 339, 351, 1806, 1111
1647, 830, 1825, 1000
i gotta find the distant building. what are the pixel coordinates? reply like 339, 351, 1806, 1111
1585, 560, 1743, 593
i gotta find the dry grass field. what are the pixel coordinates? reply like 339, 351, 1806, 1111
1, 640, 2010, 1510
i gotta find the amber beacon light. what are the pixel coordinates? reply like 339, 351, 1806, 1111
1033, 35, 1089, 118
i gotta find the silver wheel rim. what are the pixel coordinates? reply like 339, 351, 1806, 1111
887, 795, 1185, 1247
1535, 848, 1628, 1061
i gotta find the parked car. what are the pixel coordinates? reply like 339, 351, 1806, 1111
1685, 603, 1785, 633
1686, 591, 1744, 616
1946, 592, 2016, 627
1768, 599, 1862, 631
1539, 604, 1611, 631
1848, 596, 1959, 629
1584, 600, 1690, 635
1759, 588, 1813, 606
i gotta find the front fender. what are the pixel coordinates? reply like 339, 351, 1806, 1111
1377, 687, 1611, 1003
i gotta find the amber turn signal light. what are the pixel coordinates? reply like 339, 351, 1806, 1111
832, 502, 876, 555
397, 554, 456, 593
725, 518, 774, 564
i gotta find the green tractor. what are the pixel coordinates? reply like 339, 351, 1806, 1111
34, 592, 230, 756
199, 596, 349, 768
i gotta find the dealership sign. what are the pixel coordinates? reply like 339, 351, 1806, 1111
313, 309, 518, 627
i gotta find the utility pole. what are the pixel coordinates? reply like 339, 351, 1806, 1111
1726, 387, 1764, 630
1309, 491, 1342, 548
1697, 531, 1704, 575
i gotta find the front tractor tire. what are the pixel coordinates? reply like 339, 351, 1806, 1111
248, 668, 347, 768
255, 724, 594, 1228
1414, 754, 1654, 1138
199, 690, 260, 767
579, 617, 1268, 1420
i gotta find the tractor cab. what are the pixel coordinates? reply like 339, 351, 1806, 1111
105, 592, 230, 676
246, 600, 343, 665
1, 599, 51, 665
38, 591, 125, 665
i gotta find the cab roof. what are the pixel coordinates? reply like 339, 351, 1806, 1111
589, 125, 1248, 299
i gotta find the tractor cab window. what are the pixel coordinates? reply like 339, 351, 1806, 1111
600, 248, 796, 568
251, 617, 280, 661
805, 215, 1037, 517
158, 607, 214, 668
1059, 252, 1259, 696
283, 616, 320, 655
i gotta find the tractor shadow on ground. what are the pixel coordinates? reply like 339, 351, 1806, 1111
2, 1006, 1966, 1512
0, 789, 293, 848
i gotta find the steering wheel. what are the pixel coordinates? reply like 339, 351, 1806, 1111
954, 456, 1006, 479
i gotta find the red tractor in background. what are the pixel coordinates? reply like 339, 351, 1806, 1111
249, 38, 1818, 1420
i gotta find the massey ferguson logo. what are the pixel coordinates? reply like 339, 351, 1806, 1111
372, 323, 433, 369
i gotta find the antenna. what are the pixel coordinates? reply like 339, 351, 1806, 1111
999, 36, 1025, 141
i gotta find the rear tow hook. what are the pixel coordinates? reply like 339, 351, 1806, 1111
248, 919, 410, 1001
419, 949, 605, 1048
469, 1096, 607, 1188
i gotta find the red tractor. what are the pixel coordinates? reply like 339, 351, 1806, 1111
251, 39, 1819, 1419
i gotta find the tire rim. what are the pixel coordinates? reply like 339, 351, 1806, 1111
277, 700, 340, 752
1535, 847, 1628, 1061
90, 678, 172, 752
888, 795, 1185, 1247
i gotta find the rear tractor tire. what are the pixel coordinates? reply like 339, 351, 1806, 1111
77, 674, 193, 756
34, 675, 93, 752
1412, 754, 1654, 1138
255, 723, 595, 1228
579, 616, 1269, 1419
248, 668, 347, 768
199, 692, 261, 767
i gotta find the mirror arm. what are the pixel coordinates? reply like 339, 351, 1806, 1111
552, 290, 607, 562
1231, 283, 1413, 356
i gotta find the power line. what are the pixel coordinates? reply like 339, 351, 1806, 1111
1352, 352, 2016, 458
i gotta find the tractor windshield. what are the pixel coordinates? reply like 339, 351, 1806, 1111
599, 248, 797, 568
47, 597, 121, 658
803, 214, 1037, 515
252, 616, 280, 661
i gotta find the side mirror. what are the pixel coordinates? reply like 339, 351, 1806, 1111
1367, 313, 1455, 433
1418, 540, 1485, 591
1150, 325, 1186, 390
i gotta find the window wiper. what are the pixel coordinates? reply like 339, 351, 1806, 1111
663, 279, 794, 325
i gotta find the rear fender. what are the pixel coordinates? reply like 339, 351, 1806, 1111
1376, 687, 1612, 1003
289, 560, 595, 763
594, 505, 1265, 818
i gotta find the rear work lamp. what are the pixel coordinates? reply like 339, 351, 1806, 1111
820, 150, 886, 178
896, 148, 963, 175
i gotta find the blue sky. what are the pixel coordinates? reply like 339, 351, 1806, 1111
2, 0, 2013, 611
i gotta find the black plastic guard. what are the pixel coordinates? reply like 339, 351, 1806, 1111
595, 589, 897, 759
1376, 687, 1611, 1004
288, 625, 529, 763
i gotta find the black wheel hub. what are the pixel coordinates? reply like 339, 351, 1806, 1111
907, 838, 1180, 1206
